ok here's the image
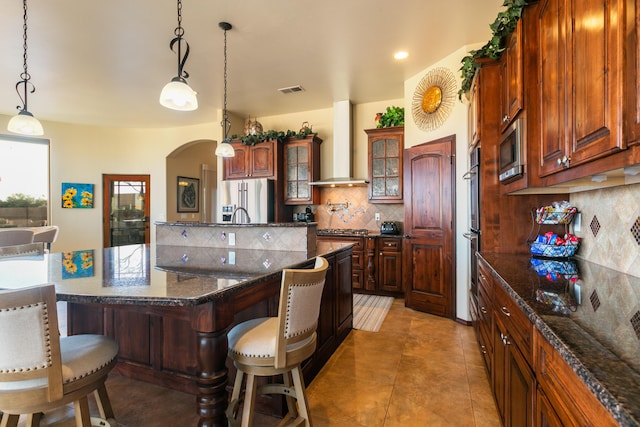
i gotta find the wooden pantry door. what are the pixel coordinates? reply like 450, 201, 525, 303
403, 135, 456, 318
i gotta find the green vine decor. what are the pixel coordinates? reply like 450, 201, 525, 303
458, 0, 528, 100
228, 128, 317, 146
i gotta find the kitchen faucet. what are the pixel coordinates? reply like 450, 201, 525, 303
231, 207, 251, 224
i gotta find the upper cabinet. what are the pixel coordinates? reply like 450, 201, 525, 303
626, 0, 640, 148
223, 140, 277, 180
283, 135, 322, 205
365, 127, 404, 203
468, 72, 481, 150
538, 0, 625, 177
499, 19, 524, 133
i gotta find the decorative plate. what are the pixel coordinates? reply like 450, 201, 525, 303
411, 67, 457, 132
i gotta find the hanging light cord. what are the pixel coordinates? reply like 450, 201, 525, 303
221, 23, 231, 142
170, 0, 190, 81
15, 0, 35, 113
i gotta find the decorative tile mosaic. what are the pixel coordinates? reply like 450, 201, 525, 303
570, 183, 640, 276
632, 310, 640, 341
590, 215, 601, 237
589, 289, 601, 312
632, 217, 640, 246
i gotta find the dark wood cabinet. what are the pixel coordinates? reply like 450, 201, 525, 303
626, 0, 640, 148
365, 127, 404, 203
316, 236, 365, 293
475, 258, 620, 427
283, 136, 322, 205
376, 237, 403, 294
492, 279, 535, 427
535, 329, 618, 427
468, 72, 481, 149
317, 235, 402, 296
538, 0, 625, 177
500, 18, 524, 132
223, 140, 277, 180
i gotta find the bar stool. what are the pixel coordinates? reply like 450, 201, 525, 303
226, 256, 329, 427
0, 284, 118, 427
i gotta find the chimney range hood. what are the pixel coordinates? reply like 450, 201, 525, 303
309, 100, 369, 187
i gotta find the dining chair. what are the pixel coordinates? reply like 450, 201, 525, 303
32, 226, 59, 252
0, 242, 45, 258
226, 256, 329, 427
0, 229, 34, 247
0, 284, 119, 427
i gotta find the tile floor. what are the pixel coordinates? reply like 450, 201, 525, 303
10, 299, 500, 427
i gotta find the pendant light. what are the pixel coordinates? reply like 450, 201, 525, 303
215, 22, 235, 158
159, 0, 198, 111
8, 0, 43, 136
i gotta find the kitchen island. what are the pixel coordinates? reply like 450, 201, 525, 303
0, 242, 354, 427
478, 253, 640, 426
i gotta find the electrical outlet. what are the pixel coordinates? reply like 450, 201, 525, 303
229, 232, 236, 246
375, 213, 381, 221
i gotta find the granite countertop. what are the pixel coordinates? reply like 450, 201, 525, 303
0, 242, 353, 307
479, 252, 640, 427
156, 221, 317, 228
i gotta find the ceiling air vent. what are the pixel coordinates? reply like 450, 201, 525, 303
277, 85, 305, 94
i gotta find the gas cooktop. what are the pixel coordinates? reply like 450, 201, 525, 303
316, 228, 369, 236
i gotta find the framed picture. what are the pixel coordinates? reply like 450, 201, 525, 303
177, 176, 199, 213
61, 183, 94, 208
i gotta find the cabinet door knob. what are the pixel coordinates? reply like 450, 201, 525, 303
502, 115, 510, 123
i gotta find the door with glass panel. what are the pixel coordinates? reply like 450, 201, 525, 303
102, 174, 150, 248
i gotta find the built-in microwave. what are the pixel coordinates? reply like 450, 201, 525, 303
498, 117, 524, 183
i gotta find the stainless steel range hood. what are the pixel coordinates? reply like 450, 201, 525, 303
309, 100, 369, 187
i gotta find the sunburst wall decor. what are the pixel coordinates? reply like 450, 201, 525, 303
411, 67, 457, 132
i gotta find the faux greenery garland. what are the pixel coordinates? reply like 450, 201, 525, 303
228, 128, 317, 146
458, 0, 528, 100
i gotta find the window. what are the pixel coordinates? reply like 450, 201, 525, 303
0, 134, 50, 227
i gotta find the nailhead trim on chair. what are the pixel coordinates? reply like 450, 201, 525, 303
0, 302, 52, 373
284, 281, 322, 338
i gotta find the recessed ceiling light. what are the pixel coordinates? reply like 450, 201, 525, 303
394, 51, 409, 60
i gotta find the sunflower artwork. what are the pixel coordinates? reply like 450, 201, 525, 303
61, 183, 94, 208
61, 250, 95, 279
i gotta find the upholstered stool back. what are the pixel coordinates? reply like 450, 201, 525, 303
227, 256, 329, 427
0, 284, 118, 427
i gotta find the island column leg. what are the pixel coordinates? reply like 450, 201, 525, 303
196, 330, 229, 427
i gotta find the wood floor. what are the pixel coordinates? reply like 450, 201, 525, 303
13, 299, 500, 426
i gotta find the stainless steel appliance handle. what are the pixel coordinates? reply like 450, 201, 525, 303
462, 164, 479, 180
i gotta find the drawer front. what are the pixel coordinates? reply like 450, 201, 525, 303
351, 250, 365, 270
478, 259, 494, 295
494, 283, 533, 364
378, 238, 401, 252
477, 282, 493, 354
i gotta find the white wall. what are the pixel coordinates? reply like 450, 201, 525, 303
0, 113, 220, 252
403, 45, 481, 322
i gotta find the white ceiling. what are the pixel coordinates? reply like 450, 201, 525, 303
0, 0, 502, 129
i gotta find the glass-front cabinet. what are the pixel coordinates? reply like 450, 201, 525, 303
283, 135, 322, 205
365, 127, 404, 203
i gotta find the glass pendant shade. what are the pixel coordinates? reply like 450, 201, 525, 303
215, 141, 235, 157
159, 78, 198, 111
8, 110, 43, 136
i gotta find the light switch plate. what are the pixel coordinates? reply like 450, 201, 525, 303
229, 232, 236, 246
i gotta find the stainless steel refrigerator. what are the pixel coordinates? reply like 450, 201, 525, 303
217, 178, 275, 224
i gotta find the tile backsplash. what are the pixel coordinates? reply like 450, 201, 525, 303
570, 183, 640, 277
294, 187, 404, 232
